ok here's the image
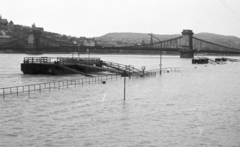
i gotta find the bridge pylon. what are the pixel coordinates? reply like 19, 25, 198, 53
180, 30, 194, 58
27, 29, 41, 49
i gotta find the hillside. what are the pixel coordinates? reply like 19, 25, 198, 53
98, 32, 240, 48
194, 33, 240, 48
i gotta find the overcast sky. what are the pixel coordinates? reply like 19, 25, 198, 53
1, 0, 240, 37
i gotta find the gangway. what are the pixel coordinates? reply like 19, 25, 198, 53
74, 59, 145, 76
76, 63, 123, 74
224, 58, 240, 62
101, 61, 143, 76
58, 64, 93, 77
207, 58, 220, 64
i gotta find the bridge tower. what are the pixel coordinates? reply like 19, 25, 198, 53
180, 30, 194, 58
28, 29, 41, 49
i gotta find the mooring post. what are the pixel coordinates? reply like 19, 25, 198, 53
3, 88, 5, 98
28, 85, 30, 95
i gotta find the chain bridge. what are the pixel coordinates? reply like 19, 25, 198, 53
0, 29, 240, 58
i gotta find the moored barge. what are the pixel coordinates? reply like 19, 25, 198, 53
21, 57, 103, 76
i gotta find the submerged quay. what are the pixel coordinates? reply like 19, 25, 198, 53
0, 53, 240, 147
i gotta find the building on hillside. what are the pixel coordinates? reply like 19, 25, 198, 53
0, 15, 8, 27
0, 15, 12, 44
96, 41, 117, 47
31, 23, 44, 32
83, 39, 96, 46
13, 24, 23, 30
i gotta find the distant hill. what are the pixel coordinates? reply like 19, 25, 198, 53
98, 32, 240, 48
194, 33, 240, 48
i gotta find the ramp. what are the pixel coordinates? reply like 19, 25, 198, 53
101, 61, 143, 76
207, 58, 220, 64
224, 58, 240, 62
76, 63, 123, 74
58, 64, 93, 77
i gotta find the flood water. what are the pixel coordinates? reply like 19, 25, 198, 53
0, 53, 240, 147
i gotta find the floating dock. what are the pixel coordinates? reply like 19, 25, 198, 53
192, 57, 208, 64
215, 57, 227, 62
192, 56, 240, 64
21, 57, 147, 76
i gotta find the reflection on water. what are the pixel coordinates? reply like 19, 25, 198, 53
0, 54, 240, 146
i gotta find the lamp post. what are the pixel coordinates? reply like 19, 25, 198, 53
121, 70, 129, 100
148, 33, 162, 75
87, 49, 90, 59
78, 44, 80, 58
88, 38, 90, 59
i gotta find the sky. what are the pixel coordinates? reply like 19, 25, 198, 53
1, 0, 240, 37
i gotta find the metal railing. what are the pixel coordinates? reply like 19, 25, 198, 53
0, 74, 119, 98
0, 71, 157, 98
147, 67, 180, 73
23, 57, 101, 65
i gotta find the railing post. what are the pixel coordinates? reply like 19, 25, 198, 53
28, 85, 30, 95
3, 88, 5, 98
17, 86, 18, 95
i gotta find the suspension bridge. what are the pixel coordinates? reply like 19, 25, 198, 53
0, 29, 240, 58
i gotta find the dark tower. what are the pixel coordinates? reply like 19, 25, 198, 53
26, 24, 42, 54
180, 30, 194, 58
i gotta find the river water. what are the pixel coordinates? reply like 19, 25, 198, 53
0, 53, 240, 147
